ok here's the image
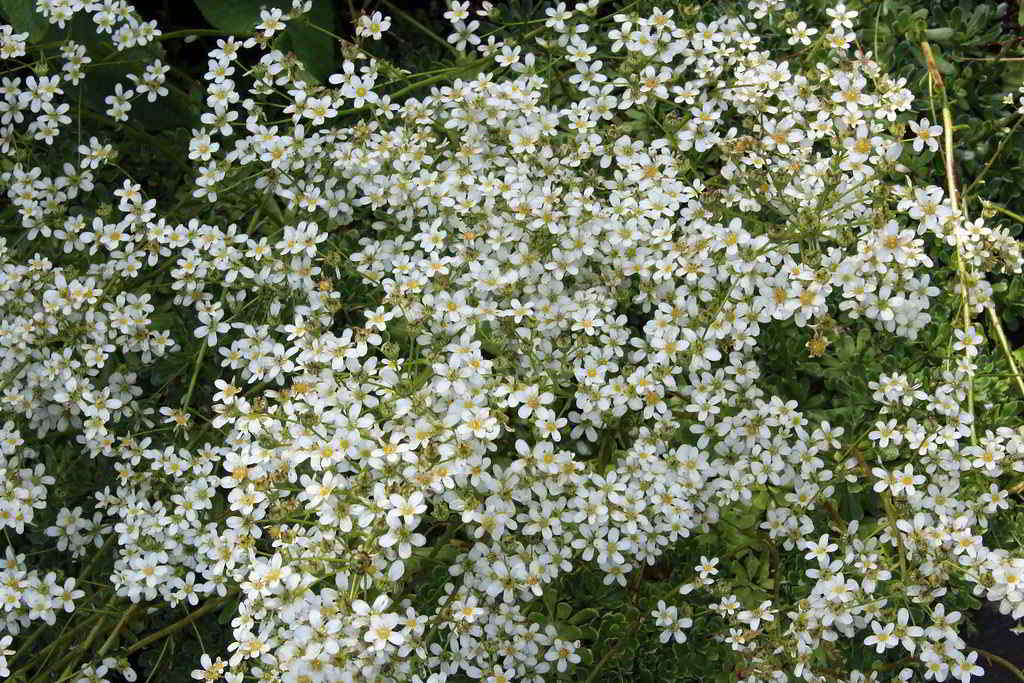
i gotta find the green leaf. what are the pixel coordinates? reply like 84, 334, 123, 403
196, 0, 335, 81
280, 0, 335, 82
72, 50, 197, 129
0, 0, 51, 41
757, 555, 773, 588
569, 607, 599, 625
856, 327, 871, 352
53, 14, 195, 129
924, 27, 955, 41
744, 553, 759, 579
559, 623, 583, 640
193, 0, 281, 33
133, 88, 198, 130
838, 484, 865, 521
217, 594, 240, 625
542, 586, 557, 617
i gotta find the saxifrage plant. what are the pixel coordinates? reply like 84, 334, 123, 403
2, 0, 1024, 681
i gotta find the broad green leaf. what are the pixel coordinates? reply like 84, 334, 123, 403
542, 586, 557, 616
54, 14, 193, 129
280, 0, 335, 82
558, 623, 582, 640
217, 594, 240, 625
71, 50, 197, 129
924, 27, 954, 41
0, 0, 50, 41
198, 0, 334, 84
757, 555, 773, 588
193, 0, 283, 33
569, 607, 599, 625
838, 484, 865, 522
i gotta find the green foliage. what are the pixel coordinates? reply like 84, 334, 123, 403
194, 0, 336, 80
3, 0, 1024, 681
192, 0, 288, 33
0, 0, 47, 40
279, 0, 336, 81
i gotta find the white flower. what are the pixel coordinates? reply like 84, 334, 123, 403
545, 638, 581, 672
356, 11, 391, 40
864, 619, 897, 653
908, 118, 942, 153
364, 613, 403, 649
787, 21, 819, 46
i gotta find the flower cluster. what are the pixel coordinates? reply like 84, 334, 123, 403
1, 0, 1023, 682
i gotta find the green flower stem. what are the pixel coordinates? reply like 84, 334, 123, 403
48, 595, 118, 683
334, 59, 488, 118
0, 361, 29, 396
953, 55, 1024, 62
155, 28, 233, 41
983, 201, 1024, 225
263, 194, 285, 228
9, 534, 115, 675
921, 40, 977, 447
988, 304, 1024, 399
882, 492, 907, 578
181, 339, 207, 414
143, 638, 172, 682
378, 0, 459, 58
582, 636, 623, 683
97, 603, 140, 657
923, 54, 1024, 405
963, 114, 1024, 200
975, 202, 1024, 399
10, 617, 93, 680
79, 534, 115, 582
76, 108, 190, 175
124, 592, 236, 656
334, 20, 556, 119
974, 647, 1024, 682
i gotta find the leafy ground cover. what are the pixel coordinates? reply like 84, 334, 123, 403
3, 0, 1024, 681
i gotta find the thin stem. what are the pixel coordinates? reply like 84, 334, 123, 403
334, 58, 489, 117
882, 492, 907, 578
963, 114, 1024, 199
334, 21, 553, 118
9, 616, 93, 678
582, 634, 623, 683
378, 0, 459, 58
76, 108, 190, 174
52, 595, 117, 683
973, 647, 1024, 682
181, 339, 208, 413
953, 55, 1024, 61
97, 603, 140, 656
296, 17, 344, 43
0, 361, 30, 396
921, 40, 977, 446
124, 593, 235, 656
155, 28, 234, 41
987, 305, 1024, 399
983, 200, 1024, 224
144, 638, 172, 683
